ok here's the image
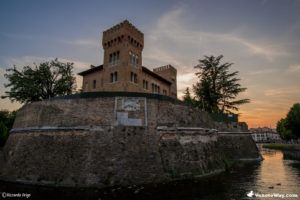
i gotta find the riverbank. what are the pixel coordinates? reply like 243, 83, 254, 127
263, 143, 300, 160
262, 144, 300, 151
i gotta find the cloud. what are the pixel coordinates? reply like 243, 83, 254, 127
144, 5, 287, 100
287, 64, 300, 73
0, 32, 40, 40
144, 5, 287, 70
264, 87, 300, 97
176, 72, 198, 98
248, 68, 277, 75
3, 56, 90, 70
63, 39, 99, 48
223, 35, 287, 61
1, 32, 99, 49
142, 5, 300, 128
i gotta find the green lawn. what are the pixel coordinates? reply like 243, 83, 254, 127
262, 144, 300, 151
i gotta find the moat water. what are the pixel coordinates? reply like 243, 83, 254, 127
1, 146, 300, 200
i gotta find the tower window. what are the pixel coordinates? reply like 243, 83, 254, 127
110, 73, 113, 82
143, 80, 148, 90
93, 80, 96, 89
129, 51, 138, 67
131, 72, 137, 83
151, 83, 160, 94
114, 72, 118, 82
110, 72, 118, 83
109, 51, 120, 66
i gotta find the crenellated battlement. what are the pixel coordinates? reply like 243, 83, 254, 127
153, 65, 177, 73
103, 20, 143, 37
102, 20, 144, 50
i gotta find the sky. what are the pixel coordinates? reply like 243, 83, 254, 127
0, 0, 300, 128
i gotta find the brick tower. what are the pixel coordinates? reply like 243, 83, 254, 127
102, 20, 144, 92
79, 20, 177, 98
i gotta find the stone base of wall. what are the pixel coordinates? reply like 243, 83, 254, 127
0, 127, 260, 188
0, 95, 261, 188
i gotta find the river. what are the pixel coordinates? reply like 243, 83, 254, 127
0, 146, 299, 200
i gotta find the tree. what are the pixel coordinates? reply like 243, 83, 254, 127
2, 59, 75, 103
276, 118, 292, 140
0, 110, 16, 130
276, 103, 300, 140
183, 87, 196, 106
0, 110, 16, 146
193, 55, 249, 113
285, 103, 300, 139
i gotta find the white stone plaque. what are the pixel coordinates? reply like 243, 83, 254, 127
122, 98, 140, 111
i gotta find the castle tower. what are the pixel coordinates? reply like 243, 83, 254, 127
101, 20, 144, 92
153, 65, 177, 98
79, 20, 177, 98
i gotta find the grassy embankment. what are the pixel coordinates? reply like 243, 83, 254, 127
262, 144, 300, 151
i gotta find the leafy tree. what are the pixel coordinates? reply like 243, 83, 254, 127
276, 118, 293, 140
286, 103, 300, 139
276, 103, 300, 140
0, 110, 16, 130
193, 55, 249, 113
0, 110, 16, 146
2, 59, 75, 103
183, 87, 196, 106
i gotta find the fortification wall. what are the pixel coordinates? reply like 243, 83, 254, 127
12, 96, 214, 129
0, 93, 261, 188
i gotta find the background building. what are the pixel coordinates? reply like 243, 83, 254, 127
78, 20, 177, 98
250, 127, 282, 143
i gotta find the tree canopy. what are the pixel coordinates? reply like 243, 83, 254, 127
2, 59, 75, 103
182, 87, 196, 107
0, 110, 16, 146
190, 55, 249, 113
277, 103, 300, 140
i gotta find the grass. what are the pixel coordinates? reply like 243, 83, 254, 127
262, 143, 300, 151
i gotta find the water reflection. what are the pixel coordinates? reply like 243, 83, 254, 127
0, 148, 299, 200
251, 149, 300, 199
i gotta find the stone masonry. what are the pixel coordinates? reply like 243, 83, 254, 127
0, 94, 261, 188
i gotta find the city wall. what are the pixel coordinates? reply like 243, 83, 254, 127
0, 92, 260, 188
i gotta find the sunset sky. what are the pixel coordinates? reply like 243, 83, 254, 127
0, 0, 300, 128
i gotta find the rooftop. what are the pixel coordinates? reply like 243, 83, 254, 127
77, 65, 103, 76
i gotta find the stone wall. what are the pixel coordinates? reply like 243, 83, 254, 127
0, 95, 260, 188
12, 97, 214, 130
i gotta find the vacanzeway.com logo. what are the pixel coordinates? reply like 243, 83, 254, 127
247, 191, 298, 198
